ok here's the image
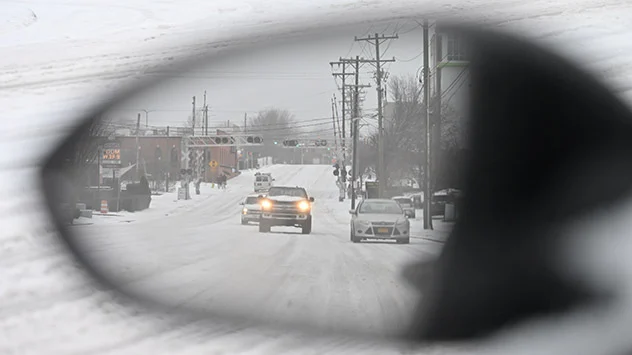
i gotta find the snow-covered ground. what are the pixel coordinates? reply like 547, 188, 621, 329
3, 1, 632, 354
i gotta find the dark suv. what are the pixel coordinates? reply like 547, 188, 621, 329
258, 186, 314, 234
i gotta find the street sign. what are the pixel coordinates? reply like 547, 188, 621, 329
209, 160, 219, 168
100, 167, 120, 179
101, 141, 121, 168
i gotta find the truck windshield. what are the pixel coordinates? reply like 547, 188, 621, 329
268, 187, 307, 198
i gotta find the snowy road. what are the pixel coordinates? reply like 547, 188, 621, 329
72, 165, 445, 337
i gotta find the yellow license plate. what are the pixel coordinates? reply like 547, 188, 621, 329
377, 227, 389, 233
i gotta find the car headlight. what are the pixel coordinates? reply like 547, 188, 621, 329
260, 199, 272, 210
396, 219, 409, 227
242, 208, 248, 214
297, 200, 310, 212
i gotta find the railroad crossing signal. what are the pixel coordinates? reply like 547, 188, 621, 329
209, 160, 219, 168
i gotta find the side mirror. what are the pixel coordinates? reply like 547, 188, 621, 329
273, 179, 276, 181
239, 202, 244, 205
309, 197, 315, 202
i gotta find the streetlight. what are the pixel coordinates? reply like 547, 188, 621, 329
141, 109, 154, 127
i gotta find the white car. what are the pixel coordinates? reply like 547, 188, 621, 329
392, 196, 416, 219
240, 194, 264, 224
349, 199, 410, 244
254, 172, 274, 192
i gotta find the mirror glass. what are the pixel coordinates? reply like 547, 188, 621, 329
53, 19, 469, 338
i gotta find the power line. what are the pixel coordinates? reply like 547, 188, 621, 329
353, 32, 398, 198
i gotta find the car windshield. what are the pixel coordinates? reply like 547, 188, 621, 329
256, 176, 269, 182
394, 198, 412, 207
359, 201, 403, 214
245, 197, 258, 204
267, 187, 307, 197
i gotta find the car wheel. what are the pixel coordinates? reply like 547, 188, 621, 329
302, 216, 312, 234
350, 228, 360, 243
259, 221, 270, 233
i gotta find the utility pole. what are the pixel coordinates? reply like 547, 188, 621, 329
330, 61, 354, 171
354, 33, 398, 198
203, 90, 208, 135
331, 97, 339, 151
351, 55, 361, 210
432, 28, 443, 227
191, 96, 196, 136
333, 94, 342, 158
422, 20, 433, 230
135, 113, 141, 181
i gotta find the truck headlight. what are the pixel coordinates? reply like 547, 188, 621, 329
242, 208, 248, 214
298, 201, 310, 212
260, 199, 272, 210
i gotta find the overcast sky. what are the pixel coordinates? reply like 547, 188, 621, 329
107, 20, 428, 137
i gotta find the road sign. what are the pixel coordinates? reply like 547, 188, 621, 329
101, 141, 121, 168
209, 160, 219, 168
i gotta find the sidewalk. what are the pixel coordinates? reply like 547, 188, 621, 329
409, 212, 454, 243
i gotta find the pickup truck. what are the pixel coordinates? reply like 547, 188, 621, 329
258, 186, 314, 234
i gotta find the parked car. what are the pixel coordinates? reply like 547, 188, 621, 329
430, 188, 461, 216
392, 196, 416, 218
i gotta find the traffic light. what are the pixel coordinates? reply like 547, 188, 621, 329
314, 139, 327, 147
246, 136, 263, 144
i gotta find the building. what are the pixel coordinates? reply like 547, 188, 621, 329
429, 21, 470, 119
102, 128, 239, 188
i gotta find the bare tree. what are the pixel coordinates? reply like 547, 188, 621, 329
382, 75, 426, 186
67, 117, 114, 182
248, 108, 297, 162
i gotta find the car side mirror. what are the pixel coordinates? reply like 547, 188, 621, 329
239, 202, 244, 205
309, 197, 314, 202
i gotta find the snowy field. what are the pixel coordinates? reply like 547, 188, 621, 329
2, 0, 632, 354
